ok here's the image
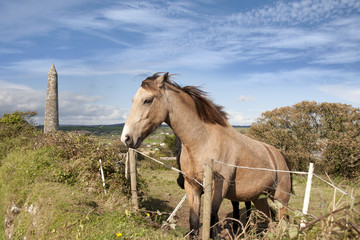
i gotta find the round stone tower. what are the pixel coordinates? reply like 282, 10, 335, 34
44, 63, 59, 133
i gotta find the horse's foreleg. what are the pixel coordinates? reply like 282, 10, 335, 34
209, 179, 227, 239
232, 201, 251, 234
231, 201, 240, 234
185, 181, 202, 238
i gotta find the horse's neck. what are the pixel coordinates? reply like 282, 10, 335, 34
165, 91, 208, 149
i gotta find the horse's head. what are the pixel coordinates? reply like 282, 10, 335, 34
121, 72, 170, 148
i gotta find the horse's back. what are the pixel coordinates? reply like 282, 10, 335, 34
224, 129, 291, 202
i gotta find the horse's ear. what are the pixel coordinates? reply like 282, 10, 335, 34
156, 72, 169, 88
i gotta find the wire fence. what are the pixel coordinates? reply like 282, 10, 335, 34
132, 148, 353, 199
133, 148, 204, 187
124, 148, 357, 238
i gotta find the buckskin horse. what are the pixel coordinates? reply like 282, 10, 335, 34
174, 135, 252, 234
121, 73, 292, 238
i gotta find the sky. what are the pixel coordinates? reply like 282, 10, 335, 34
0, 0, 359, 126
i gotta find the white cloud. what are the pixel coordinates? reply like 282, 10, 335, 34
227, 110, 257, 126
0, 80, 127, 125
0, 80, 45, 117
319, 85, 360, 105
58, 91, 128, 125
237, 96, 255, 102
238, 68, 359, 86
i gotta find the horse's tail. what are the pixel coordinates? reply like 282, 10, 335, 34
281, 152, 294, 194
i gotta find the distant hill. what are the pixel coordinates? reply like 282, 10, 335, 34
36, 124, 250, 135
37, 124, 125, 135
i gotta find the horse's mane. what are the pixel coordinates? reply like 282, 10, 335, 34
142, 73, 228, 126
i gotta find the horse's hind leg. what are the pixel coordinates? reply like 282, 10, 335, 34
273, 173, 291, 220
245, 201, 251, 222
252, 198, 273, 226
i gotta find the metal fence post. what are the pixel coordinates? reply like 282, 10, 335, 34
300, 162, 314, 228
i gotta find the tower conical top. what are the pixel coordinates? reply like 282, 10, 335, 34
48, 63, 57, 75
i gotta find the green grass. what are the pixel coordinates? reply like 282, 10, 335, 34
137, 152, 360, 239
0, 129, 182, 240
1, 123, 359, 239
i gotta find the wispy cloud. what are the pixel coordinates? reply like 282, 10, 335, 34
238, 68, 359, 86
237, 96, 256, 102
311, 49, 360, 64
0, 0, 87, 41
227, 0, 360, 26
2, 0, 359, 72
319, 85, 360, 105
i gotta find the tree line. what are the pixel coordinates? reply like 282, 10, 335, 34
247, 101, 360, 179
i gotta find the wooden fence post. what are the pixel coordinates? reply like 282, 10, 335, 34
125, 152, 129, 179
128, 148, 139, 210
202, 159, 214, 240
300, 162, 314, 228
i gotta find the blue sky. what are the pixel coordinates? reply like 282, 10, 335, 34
0, 0, 359, 125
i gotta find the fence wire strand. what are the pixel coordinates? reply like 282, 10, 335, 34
132, 148, 204, 187
132, 149, 353, 200
314, 173, 353, 198
213, 159, 308, 175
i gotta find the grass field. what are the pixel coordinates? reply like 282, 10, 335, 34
2, 124, 359, 239
132, 128, 360, 238
136, 154, 359, 238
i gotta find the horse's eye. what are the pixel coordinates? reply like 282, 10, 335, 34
143, 99, 153, 105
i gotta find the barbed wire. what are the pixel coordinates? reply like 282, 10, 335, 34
132, 149, 353, 200
208, 162, 297, 199
132, 148, 204, 187
314, 174, 353, 198
213, 159, 308, 175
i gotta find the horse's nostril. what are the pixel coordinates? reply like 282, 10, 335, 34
124, 135, 132, 146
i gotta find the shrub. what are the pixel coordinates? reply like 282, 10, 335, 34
163, 134, 176, 152
0, 111, 37, 137
31, 131, 132, 194
248, 101, 360, 179
0, 111, 39, 164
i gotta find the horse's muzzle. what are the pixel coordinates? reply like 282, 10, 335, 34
124, 135, 142, 149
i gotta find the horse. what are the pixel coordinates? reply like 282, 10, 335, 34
174, 135, 252, 234
121, 73, 292, 238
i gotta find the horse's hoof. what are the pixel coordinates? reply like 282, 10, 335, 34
184, 229, 199, 239
210, 227, 220, 240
